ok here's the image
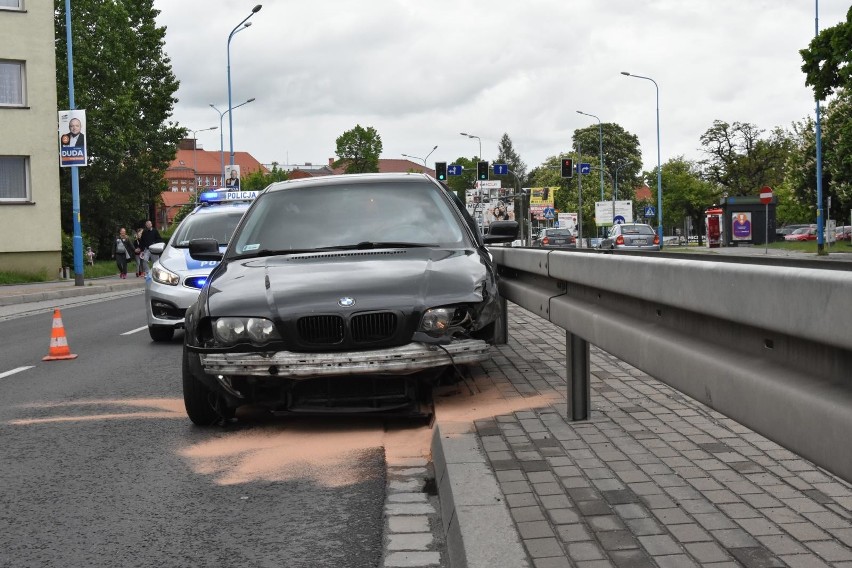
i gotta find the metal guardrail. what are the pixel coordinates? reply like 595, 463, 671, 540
491, 247, 852, 483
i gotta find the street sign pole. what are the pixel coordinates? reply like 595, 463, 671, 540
760, 186, 773, 255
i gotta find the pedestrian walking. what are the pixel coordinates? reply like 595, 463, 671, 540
112, 228, 134, 279
86, 246, 95, 266
132, 227, 145, 277
138, 219, 163, 277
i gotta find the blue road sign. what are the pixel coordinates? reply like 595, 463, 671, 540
579, 163, 592, 175
614, 215, 626, 224
493, 163, 508, 175
644, 205, 656, 217
447, 164, 463, 176
543, 207, 555, 219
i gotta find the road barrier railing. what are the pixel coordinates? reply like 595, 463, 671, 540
490, 247, 852, 483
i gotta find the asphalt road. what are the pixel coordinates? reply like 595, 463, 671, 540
0, 293, 393, 568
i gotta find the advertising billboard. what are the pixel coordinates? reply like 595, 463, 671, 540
58, 109, 88, 167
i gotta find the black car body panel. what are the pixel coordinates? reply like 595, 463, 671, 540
181, 173, 517, 421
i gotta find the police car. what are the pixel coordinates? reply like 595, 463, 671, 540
144, 189, 258, 341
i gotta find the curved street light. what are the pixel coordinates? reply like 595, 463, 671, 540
401, 145, 438, 167
211, 98, 256, 184
614, 160, 631, 200
621, 71, 662, 247
227, 4, 262, 167
576, 110, 605, 202
459, 132, 482, 160
189, 126, 218, 192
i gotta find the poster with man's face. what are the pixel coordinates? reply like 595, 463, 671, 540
58, 109, 88, 167
225, 165, 241, 189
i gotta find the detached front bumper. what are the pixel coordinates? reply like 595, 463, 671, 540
199, 339, 490, 379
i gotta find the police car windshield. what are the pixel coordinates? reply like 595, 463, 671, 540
171, 211, 244, 247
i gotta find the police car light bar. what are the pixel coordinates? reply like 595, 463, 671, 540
199, 190, 259, 204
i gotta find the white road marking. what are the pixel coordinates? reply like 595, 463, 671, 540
121, 326, 148, 336
0, 366, 35, 379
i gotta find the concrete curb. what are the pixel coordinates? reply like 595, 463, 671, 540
0, 280, 144, 307
431, 422, 529, 568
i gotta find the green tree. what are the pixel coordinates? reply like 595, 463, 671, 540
493, 133, 527, 189
241, 163, 289, 191
333, 125, 382, 173
444, 157, 478, 199
55, 0, 185, 253
699, 120, 793, 196
785, 94, 852, 222
644, 157, 720, 241
572, 123, 643, 198
528, 154, 598, 238
800, 7, 852, 100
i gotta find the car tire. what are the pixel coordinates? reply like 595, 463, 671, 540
149, 325, 174, 342
182, 349, 227, 426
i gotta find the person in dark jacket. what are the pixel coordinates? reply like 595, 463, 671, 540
138, 219, 163, 276
112, 228, 134, 279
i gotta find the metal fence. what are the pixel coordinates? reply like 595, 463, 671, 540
491, 247, 852, 483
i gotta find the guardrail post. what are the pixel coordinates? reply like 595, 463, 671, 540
566, 331, 590, 421
494, 296, 508, 344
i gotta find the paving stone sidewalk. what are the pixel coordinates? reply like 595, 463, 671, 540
461, 305, 852, 567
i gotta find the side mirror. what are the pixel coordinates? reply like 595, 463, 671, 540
188, 238, 223, 262
484, 220, 520, 244
148, 242, 166, 256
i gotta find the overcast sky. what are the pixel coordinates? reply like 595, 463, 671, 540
153, 1, 847, 174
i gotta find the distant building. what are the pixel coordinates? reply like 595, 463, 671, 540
160, 139, 267, 229
0, 2, 62, 275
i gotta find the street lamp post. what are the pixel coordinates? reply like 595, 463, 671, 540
576, 111, 604, 202
189, 126, 218, 192
401, 145, 438, 168
227, 4, 262, 167
211, 98, 255, 184
459, 132, 482, 159
621, 71, 663, 248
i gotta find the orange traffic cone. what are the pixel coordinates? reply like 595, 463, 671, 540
43, 308, 78, 361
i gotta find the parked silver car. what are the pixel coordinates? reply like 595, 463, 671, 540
599, 223, 660, 251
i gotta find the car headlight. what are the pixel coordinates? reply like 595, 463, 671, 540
419, 306, 472, 338
152, 264, 180, 286
213, 317, 281, 346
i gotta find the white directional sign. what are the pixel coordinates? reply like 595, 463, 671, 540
595, 201, 633, 227
475, 180, 502, 190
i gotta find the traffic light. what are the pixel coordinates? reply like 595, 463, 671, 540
435, 162, 447, 181
477, 161, 489, 181
560, 158, 574, 178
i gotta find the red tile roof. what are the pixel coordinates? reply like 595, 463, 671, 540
635, 185, 652, 201
328, 158, 435, 176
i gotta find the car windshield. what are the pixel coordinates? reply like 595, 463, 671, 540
546, 230, 573, 237
230, 181, 468, 257
792, 228, 809, 235
620, 225, 655, 235
170, 209, 246, 247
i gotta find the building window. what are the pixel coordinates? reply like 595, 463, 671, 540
0, 0, 24, 10
0, 156, 29, 200
204, 176, 210, 187
0, 60, 25, 106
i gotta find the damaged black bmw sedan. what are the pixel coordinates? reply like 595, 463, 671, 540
181, 173, 519, 425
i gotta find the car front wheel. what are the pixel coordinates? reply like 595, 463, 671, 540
182, 348, 231, 425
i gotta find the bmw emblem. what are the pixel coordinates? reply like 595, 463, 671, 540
338, 297, 356, 307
